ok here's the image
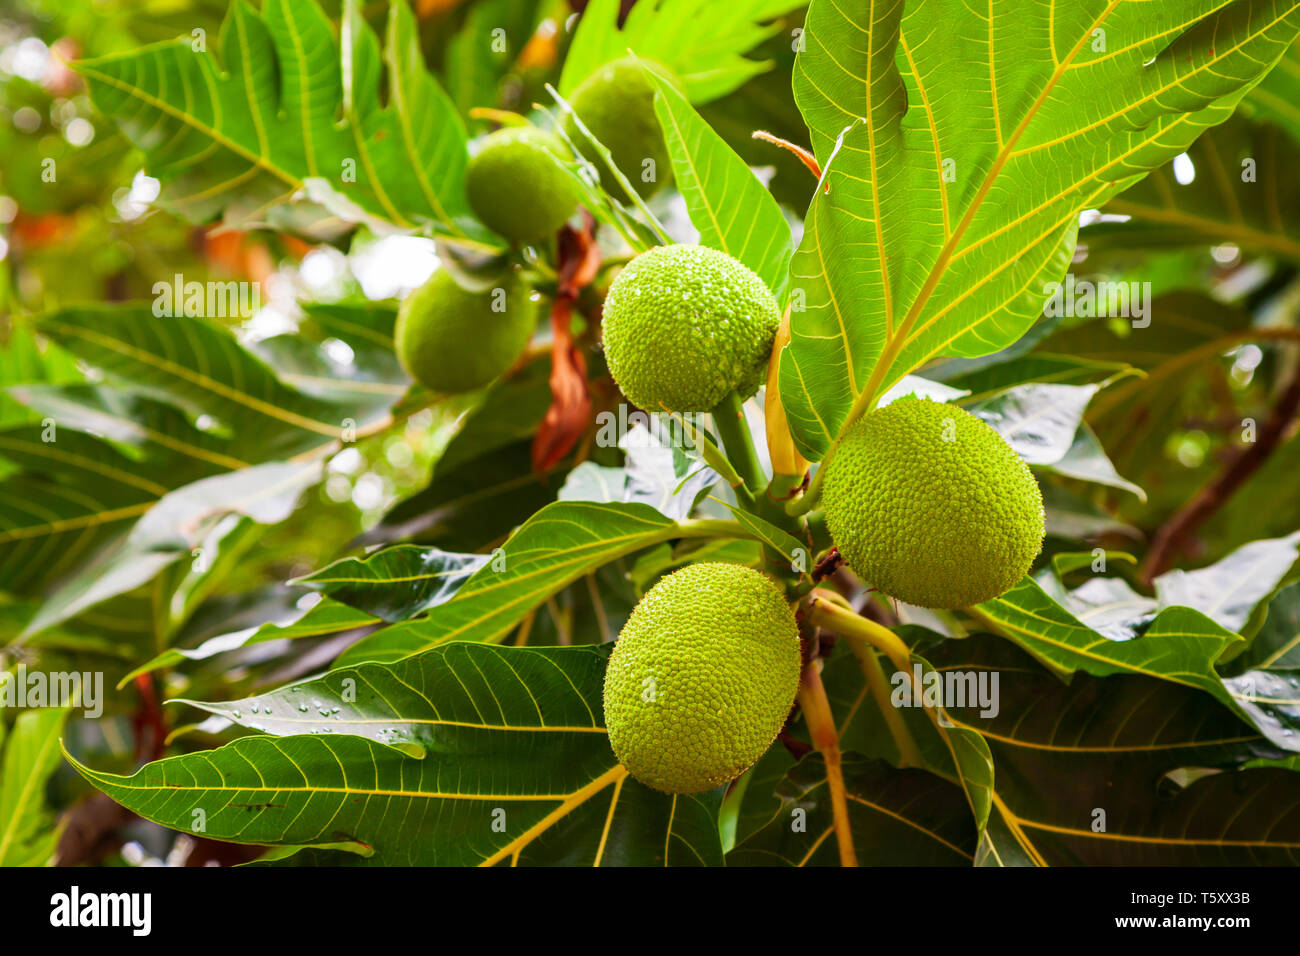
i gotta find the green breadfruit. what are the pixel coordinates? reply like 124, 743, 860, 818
603, 562, 802, 795
564, 57, 677, 200
394, 269, 539, 394
465, 126, 580, 242
821, 397, 1046, 609
601, 244, 781, 412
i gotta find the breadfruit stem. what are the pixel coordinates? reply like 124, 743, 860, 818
804, 592, 912, 678
805, 593, 926, 769
848, 638, 924, 769
711, 391, 767, 497
796, 662, 858, 867
784, 460, 825, 516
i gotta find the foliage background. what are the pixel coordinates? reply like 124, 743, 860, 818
0, 0, 1298, 866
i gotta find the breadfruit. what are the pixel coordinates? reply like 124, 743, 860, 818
601, 244, 781, 412
821, 397, 1045, 609
394, 269, 538, 394
466, 126, 579, 242
603, 562, 802, 794
564, 57, 677, 200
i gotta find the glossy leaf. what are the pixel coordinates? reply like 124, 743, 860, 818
973, 578, 1300, 750
930, 635, 1300, 865
1234, 583, 1300, 672
73, 644, 724, 866
119, 597, 378, 685
24, 459, 323, 636
1245, 38, 1300, 143
780, 0, 1300, 458
337, 501, 751, 666
558, 424, 718, 522
1153, 531, 1300, 637
36, 306, 374, 457
295, 546, 489, 623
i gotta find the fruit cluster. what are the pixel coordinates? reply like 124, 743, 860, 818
394, 59, 1045, 796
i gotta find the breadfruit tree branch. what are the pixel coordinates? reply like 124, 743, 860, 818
795, 660, 858, 867
711, 390, 766, 506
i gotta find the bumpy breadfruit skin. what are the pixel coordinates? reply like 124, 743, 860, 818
603, 563, 801, 794
601, 244, 781, 412
466, 126, 579, 242
564, 57, 676, 200
822, 397, 1046, 609
394, 269, 538, 394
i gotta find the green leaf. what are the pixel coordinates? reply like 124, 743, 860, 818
1048, 424, 1146, 500
7, 384, 250, 472
1153, 531, 1300, 638
721, 505, 807, 577
337, 501, 750, 666
1039, 291, 1285, 493
1245, 38, 1300, 145
938, 352, 1130, 403
24, 459, 323, 637
557, 423, 718, 521
971, 577, 1300, 751
560, 0, 805, 105
0, 320, 82, 430
0, 427, 172, 594
35, 306, 377, 458
72, 644, 724, 866
968, 384, 1100, 466
368, 361, 561, 552
118, 597, 378, 686
728, 751, 976, 866
295, 545, 489, 623
250, 302, 408, 410
0, 707, 69, 866
1, 308, 353, 601
444, 0, 540, 124
1087, 114, 1300, 261
1051, 575, 1158, 643
781, 0, 1300, 459
812, 637, 997, 853
76, 0, 474, 233
646, 69, 793, 300
930, 635, 1300, 865
1042, 483, 1140, 542
1233, 582, 1300, 672
963, 382, 1145, 498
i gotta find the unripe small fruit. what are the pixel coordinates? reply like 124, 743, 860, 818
821, 397, 1045, 609
601, 244, 781, 412
394, 269, 539, 394
466, 126, 579, 242
564, 57, 677, 200
603, 563, 801, 794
